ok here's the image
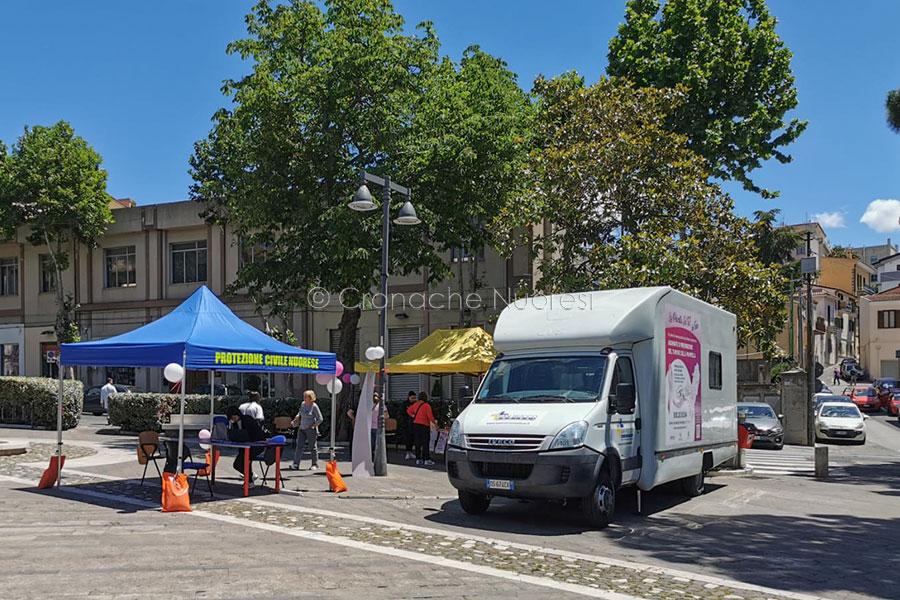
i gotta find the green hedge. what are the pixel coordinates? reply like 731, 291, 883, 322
108, 393, 332, 435
0, 376, 83, 430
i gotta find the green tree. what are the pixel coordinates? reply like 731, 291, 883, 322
191, 0, 531, 432
888, 87, 900, 133
607, 0, 806, 198
750, 209, 801, 265
496, 75, 788, 357
2, 121, 114, 345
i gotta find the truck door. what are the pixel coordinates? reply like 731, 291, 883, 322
610, 355, 641, 485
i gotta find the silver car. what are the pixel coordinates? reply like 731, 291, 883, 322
737, 402, 784, 450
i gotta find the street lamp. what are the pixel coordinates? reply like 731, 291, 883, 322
349, 170, 420, 476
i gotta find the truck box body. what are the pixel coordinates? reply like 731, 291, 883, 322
446, 287, 738, 523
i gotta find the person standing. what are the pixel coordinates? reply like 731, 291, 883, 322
291, 390, 323, 470
100, 378, 116, 424
407, 391, 437, 466
403, 390, 417, 460
833, 369, 840, 386
239, 391, 265, 425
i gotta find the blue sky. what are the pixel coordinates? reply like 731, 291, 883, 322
1, 1, 897, 247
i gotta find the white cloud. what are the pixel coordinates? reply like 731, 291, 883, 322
813, 211, 845, 229
861, 199, 900, 233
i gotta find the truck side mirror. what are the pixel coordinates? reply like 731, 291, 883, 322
613, 383, 636, 415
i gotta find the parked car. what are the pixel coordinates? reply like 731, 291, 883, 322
737, 402, 784, 450
840, 358, 862, 381
814, 394, 854, 413
889, 391, 900, 417
849, 386, 879, 412
188, 383, 244, 396
83, 384, 139, 415
815, 402, 867, 444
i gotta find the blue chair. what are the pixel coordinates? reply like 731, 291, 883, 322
164, 441, 213, 498
254, 435, 287, 487
211, 415, 228, 440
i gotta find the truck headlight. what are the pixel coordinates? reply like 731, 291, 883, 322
549, 421, 588, 450
449, 420, 463, 447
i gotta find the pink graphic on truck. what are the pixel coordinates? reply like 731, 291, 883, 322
664, 304, 702, 445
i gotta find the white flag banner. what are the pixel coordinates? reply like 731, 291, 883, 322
351, 372, 376, 478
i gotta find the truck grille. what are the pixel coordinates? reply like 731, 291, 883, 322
466, 434, 546, 451
474, 461, 534, 480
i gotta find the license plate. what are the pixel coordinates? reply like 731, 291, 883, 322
834, 431, 848, 436
486, 479, 514, 491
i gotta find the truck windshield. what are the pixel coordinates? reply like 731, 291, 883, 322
475, 356, 608, 404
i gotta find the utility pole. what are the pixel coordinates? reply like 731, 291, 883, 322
805, 230, 815, 446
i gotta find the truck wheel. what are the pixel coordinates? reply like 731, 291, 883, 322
582, 469, 616, 528
680, 471, 705, 497
458, 490, 491, 515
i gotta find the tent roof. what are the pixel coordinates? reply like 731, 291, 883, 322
355, 327, 496, 374
60, 286, 335, 373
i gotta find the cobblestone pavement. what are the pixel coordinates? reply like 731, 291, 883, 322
0, 447, 820, 600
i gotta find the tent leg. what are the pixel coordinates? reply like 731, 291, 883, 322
56, 363, 64, 488
330, 386, 336, 463
209, 369, 214, 431
177, 350, 187, 474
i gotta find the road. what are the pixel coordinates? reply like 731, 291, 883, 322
2, 412, 900, 599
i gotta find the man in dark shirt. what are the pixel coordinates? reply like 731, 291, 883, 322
226, 405, 267, 483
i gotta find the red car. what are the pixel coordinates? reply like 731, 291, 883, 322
890, 391, 900, 416
850, 386, 879, 411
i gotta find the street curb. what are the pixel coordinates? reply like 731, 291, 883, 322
708, 466, 754, 477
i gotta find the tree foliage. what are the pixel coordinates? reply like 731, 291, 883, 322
607, 0, 806, 198
495, 75, 788, 357
888, 87, 900, 134
190, 0, 531, 432
1, 121, 113, 343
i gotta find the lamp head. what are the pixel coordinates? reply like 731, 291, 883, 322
394, 199, 421, 226
348, 184, 376, 211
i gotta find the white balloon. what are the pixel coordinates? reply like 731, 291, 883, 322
349, 373, 361, 385
315, 372, 332, 386
365, 347, 378, 361
371, 346, 385, 359
164, 362, 184, 383
326, 378, 343, 394
199, 442, 211, 451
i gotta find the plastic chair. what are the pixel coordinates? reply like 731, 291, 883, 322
385, 417, 399, 450
211, 415, 228, 440
138, 431, 165, 486
164, 441, 213, 498
273, 416, 296, 448
254, 435, 287, 487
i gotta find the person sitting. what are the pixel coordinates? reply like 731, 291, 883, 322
225, 405, 266, 484
239, 391, 265, 425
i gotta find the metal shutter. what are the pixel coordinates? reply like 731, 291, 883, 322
388, 327, 421, 402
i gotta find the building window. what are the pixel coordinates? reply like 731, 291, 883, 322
0, 344, 19, 376
239, 238, 269, 267
106, 367, 135, 387
0, 258, 18, 296
878, 310, 899, 329
872, 256, 879, 264
170, 241, 207, 284
796, 246, 806, 256
451, 247, 485, 263
39, 254, 57, 293
709, 352, 723, 390
105, 246, 136, 288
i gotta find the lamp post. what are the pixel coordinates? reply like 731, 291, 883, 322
349, 170, 420, 476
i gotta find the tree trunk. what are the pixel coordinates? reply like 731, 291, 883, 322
335, 306, 361, 442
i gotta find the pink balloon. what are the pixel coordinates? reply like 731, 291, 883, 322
334, 360, 344, 377
341, 373, 352, 383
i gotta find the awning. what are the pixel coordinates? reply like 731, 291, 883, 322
355, 327, 496, 374
61, 285, 335, 373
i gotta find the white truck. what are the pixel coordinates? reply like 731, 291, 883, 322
446, 287, 738, 527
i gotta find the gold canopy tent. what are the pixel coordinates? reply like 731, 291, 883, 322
354, 327, 496, 375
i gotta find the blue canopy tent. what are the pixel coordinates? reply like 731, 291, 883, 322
54, 285, 336, 482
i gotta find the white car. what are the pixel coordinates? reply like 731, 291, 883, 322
815, 402, 867, 444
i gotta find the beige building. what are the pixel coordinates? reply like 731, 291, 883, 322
0, 199, 532, 401
860, 287, 900, 379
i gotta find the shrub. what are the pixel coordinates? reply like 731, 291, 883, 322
0, 376, 83, 430
107, 393, 331, 435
